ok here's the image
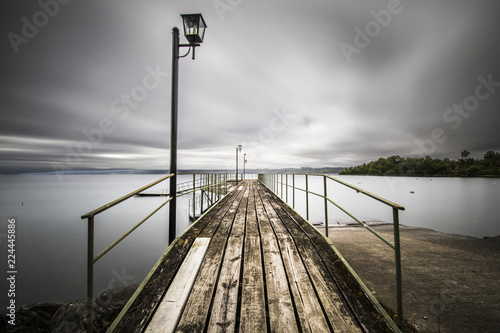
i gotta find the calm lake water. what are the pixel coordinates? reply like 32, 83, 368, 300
1, 173, 499, 310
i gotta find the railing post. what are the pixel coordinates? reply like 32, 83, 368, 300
286, 174, 288, 203
192, 174, 196, 220
305, 174, 309, 221
212, 174, 214, 202
201, 176, 204, 215
292, 174, 295, 209
324, 175, 329, 237
281, 174, 283, 199
218, 174, 221, 200
393, 208, 403, 327
86, 216, 94, 333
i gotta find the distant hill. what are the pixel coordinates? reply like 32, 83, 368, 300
18, 167, 346, 176
340, 150, 500, 177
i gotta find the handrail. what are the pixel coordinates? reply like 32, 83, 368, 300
81, 172, 230, 333
324, 175, 405, 210
260, 173, 405, 328
93, 197, 173, 263
82, 173, 174, 218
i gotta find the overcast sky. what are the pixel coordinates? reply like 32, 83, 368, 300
1, 0, 500, 173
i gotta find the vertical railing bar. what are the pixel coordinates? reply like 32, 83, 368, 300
305, 174, 309, 221
87, 216, 94, 333
201, 176, 204, 215
286, 174, 288, 203
210, 174, 213, 204
393, 208, 403, 327
324, 175, 329, 238
192, 174, 196, 220
281, 174, 283, 199
292, 174, 295, 209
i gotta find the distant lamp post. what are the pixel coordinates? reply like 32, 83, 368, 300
243, 153, 247, 180
169, 13, 207, 245
236, 145, 242, 185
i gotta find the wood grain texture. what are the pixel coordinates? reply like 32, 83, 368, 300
175, 183, 247, 332
206, 186, 248, 332
145, 237, 210, 333
255, 186, 299, 333
240, 183, 267, 333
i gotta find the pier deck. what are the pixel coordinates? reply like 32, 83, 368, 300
111, 180, 397, 332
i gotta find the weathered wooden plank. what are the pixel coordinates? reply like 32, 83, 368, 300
145, 237, 210, 333
206, 186, 249, 332
258, 188, 331, 333
260, 183, 362, 332
255, 187, 299, 333
198, 183, 245, 238
261, 183, 393, 332
111, 188, 234, 333
244, 182, 259, 238
240, 182, 267, 333
176, 184, 248, 332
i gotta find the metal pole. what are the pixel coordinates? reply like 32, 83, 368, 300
236, 148, 239, 185
243, 153, 246, 180
292, 174, 295, 209
281, 174, 283, 199
200, 175, 205, 216
305, 174, 309, 221
168, 27, 179, 245
393, 208, 403, 327
192, 174, 196, 220
324, 175, 329, 237
286, 174, 288, 203
86, 217, 94, 333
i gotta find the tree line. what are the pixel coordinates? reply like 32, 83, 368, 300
340, 150, 500, 177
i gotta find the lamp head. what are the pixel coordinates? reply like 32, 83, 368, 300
180, 13, 207, 44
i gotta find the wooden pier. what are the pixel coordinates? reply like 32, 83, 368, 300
109, 179, 398, 332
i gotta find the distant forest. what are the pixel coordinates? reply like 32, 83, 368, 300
340, 150, 500, 177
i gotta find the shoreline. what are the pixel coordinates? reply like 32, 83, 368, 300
318, 224, 500, 332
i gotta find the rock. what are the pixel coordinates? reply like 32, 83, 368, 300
1, 284, 139, 333
50, 301, 88, 333
21, 303, 63, 317
51, 284, 139, 333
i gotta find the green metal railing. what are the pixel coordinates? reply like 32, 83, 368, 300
259, 173, 405, 328
81, 173, 230, 333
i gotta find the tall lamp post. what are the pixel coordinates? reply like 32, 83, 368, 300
169, 13, 207, 245
243, 153, 247, 180
235, 145, 242, 185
